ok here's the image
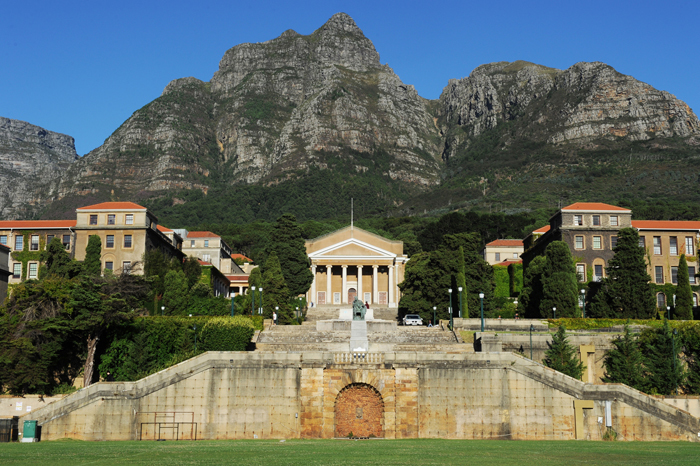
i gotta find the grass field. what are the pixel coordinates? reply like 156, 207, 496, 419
1, 439, 699, 465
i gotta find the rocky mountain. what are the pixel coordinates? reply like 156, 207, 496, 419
0, 117, 77, 218
1, 14, 699, 222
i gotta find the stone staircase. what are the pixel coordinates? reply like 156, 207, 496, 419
305, 305, 399, 322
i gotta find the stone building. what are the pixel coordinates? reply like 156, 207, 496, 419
73, 202, 184, 274
483, 239, 523, 265
305, 226, 407, 307
0, 220, 77, 284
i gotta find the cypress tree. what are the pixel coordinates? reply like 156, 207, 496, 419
266, 214, 313, 297
519, 255, 545, 318
162, 269, 188, 315
641, 320, 684, 395
682, 326, 700, 394
602, 325, 646, 391
456, 246, 468, 318
540, 241, 578, 318
83, 235, 102, 276
590, 228, 655, 319
674, 254, 693, 320
543, 326, 585, 379
261, 252, 292, 324
41, 237, 79, 279
182, 256, 202, 290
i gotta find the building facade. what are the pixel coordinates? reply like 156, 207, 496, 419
305, 226, 407, 307
73, 202, 184, 274
483, 239, 524, 265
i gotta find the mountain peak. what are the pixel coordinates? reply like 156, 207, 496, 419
321, 12, 361, 33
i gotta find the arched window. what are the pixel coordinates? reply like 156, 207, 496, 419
657, 293, 666, 309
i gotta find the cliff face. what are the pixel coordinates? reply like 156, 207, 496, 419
0, 117, 77, 218
438, 61, 700, 160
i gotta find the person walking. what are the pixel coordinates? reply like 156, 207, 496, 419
273, 311, 277, 326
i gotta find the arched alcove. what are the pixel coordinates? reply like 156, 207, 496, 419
334, 383, 384, 438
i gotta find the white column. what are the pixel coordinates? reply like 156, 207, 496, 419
357, 265, 363, 302
388, 264, 394, 307
372, 265, 378, 304
326, 265, 332, 304
342, 265, 348, 304
310, 264, 317, 304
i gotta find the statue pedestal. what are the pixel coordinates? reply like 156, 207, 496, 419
339, 309, 373, 320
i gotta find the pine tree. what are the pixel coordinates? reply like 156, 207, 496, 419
266, 214, 313, 296
590, 228, 655, 319
540, 241, 579, 318
519, 255, 545, 318
261, 252, 292, 324
162, 269, 188, 314
41, 237, 79, 279
83, 235, 102, 276
456, 246, 468, 318
682, 326, 700, 394
641, 320, 684, 395
602, 325, 646, 391
543, 326, 585, 379
674, 254, 693, 320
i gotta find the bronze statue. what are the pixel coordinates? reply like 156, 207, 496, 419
352, 297, 365, 321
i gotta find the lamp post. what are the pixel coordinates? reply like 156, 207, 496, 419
161, 305, 165, 316
667, 305, 671, 320
231, 292, 235, 317
296, 306, 300, 322
275, 306, 279, 325
448, 289, 453, 330
449, 306, 453, 330
581, 289, 586, 318
553, 307, 556, 320
251, 286, 256, 316
673, 328, 679, 395
433, 306, 436, 327
193, 324, 197, 352
458, 286, 463, 318
530, 324, 534, 359
479, 292, 485, 332
259, 287, 263, 315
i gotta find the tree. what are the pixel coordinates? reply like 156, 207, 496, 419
442, 233, 494, 317
144, 249, 170, 298
589, 228, 655, 319
602, 325, 646, 391
543, 326, 585, 379
640, 320, 684, 395
40, 237, 80, 279
83, 235, 102, 276
266, 214, 313, 296
162, 269, 188, 314
519, 255, 545, 318
539, 241, 578, 318
261, 252, 292, 323
182, 256, 202, 290
682, 326, 700, 394
674, 254, 693, 320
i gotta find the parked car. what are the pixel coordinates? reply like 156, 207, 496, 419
403, 314, 423, 326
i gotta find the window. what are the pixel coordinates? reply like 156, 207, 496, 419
592, 215, 601, 226
610, 215, 618, 226
106, 235, 114, 248
12, 263, 21, 279
105, 261, 113, 271
28, 263, 38, 279
574, 215, 583, 226
90, 214, 98, 225
686, 237, 695, 256
0, 235, 7, 245
689, 266, 696, 285
122, 261, 131, 274
62, 235, 71, 250
653, 236, 662, 255
190, 240, 195, 247
594, 264, 604, 281
108, 214, 115, 225
655, 266, 664, 284
694, 294, 698, 307
204, 240, 209, 248
14, 235, 23, 251
593, 236, 602, 249
513, 253, 518, 259
47, 234, 54, 244
495, 252, 501, 262
639, 236, 646, 248
672, 266, 678, 284
575, 236, 584, 249
124, 235, 132, 248
576, 264, 586, 282
670, 237, 678, 255
125, 214, 134, 225
203, 254, 211, 263
30, 235, 39, 251
657, 293, 666, 308
611, 236, 618, 249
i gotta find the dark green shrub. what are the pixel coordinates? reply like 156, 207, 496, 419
200, 316, 255, 351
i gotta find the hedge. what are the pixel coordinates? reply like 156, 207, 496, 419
200, 316, 255, 351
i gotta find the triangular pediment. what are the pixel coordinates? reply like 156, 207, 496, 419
306, 226, 405, 258
309, 238, 395, 259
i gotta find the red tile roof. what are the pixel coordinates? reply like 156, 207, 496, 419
187, 231, 220, 238
486, 239, 523, 247
226, 275, 250, 282
0, 220, 77, 229
632, 220, 700, 231
198, 260, 212, 266
0, 243, 10, 251
562, 202, 630, 212
157, 225, 173, 233
231, 254, 253, 262
533, 225, 551, 233
494, 259, 522, 266
77, 202, 146, 210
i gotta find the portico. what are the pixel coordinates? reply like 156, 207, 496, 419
305, 226, 407, 307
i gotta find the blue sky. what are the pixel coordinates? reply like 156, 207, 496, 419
2, 0, 698, 156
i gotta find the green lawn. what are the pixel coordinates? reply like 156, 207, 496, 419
1, 439, 699, 465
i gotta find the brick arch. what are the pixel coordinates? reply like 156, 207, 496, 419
334, 383, 384, 438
